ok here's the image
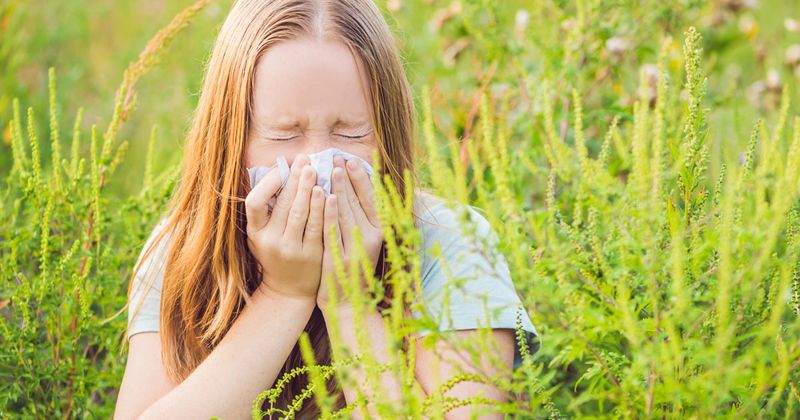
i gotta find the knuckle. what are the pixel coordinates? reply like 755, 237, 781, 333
244, 195, 259, 213
304, 219, 318, 232
252, 232, 274, 248
274, 196, 291, 212
291, 163, 303, 177
288, 207, 303, 223
263, 238, 279, 253
278, 247, 296, 261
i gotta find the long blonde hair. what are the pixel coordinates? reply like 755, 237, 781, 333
126, 0, 417, 414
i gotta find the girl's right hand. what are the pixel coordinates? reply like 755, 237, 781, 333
245, 154, 326, 300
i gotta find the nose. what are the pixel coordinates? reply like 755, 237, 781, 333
285, 138, 334, 167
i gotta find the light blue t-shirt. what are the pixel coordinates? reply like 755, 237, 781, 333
412, 191, 540, 367
127, 190, 540, 368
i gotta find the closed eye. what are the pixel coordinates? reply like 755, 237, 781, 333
266, 136, 298, 142
335, 129, 373, 139
335, 133, 368, 139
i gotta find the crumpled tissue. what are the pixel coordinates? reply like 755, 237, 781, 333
246, 147, 375, 212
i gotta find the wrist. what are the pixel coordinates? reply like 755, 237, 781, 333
254, 284, 317, 310
319, 302, 377, 322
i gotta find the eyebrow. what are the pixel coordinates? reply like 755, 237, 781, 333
332, 118, 371, 129
261, 117, 371, 131
261, 119, 302, 131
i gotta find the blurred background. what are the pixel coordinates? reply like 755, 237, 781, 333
3, 0, 800, 200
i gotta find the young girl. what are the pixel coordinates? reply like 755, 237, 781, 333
114, 0, 538, 418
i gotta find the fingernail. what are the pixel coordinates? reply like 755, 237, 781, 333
346, 160, 358, 171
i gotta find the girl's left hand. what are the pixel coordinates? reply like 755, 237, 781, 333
317, 156, 384, 312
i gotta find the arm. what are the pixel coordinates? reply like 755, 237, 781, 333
414, 328, 516, 419
321, 304, 515, 419
114, 289, 316, 420
320, 159, 516, 415
320, 304, 414, 416
116, 155, 327, 419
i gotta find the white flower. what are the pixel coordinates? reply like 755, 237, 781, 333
515, 9, 529, 36
785, 45, 800, 68
606, 37, 629, 55
785, 18, 800, 32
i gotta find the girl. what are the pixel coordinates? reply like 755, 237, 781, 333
114, 0, 538, 418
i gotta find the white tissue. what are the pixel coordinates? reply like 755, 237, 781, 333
246, 148, 375, 212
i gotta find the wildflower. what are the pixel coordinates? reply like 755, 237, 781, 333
724, 0, 759, 12
639, 63, 659, 107
606, 37, 629, 63
786, 18, 800, 32
710, 0, 758, 26
747, 69, 782, 110
766, 68, 781, 91
785, 45, 800, 78
560, 17, 576, 33
514, 9, 529, 39
785, 45, 800, 66
606, 37, 629, 55
738, 15, 758, 39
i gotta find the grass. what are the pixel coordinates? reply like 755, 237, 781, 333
2, 0, 800, 418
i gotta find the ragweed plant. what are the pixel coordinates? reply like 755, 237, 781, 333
524, 27, 800, 417
254, 23, 800, 420
3, 0, 800, 418
0, 1, 210, 417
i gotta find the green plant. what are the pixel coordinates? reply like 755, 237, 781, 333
2, 0, 800, 418
0, 1, 209, 416
253, 22, 800, 419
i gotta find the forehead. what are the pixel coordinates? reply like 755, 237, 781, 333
250, 37, 373, 128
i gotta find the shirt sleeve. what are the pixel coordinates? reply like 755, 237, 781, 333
127, 220, 169, 340
412, 198, 541, 369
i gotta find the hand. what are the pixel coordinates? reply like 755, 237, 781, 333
318, 156, 384, 312
245, 154, 326, 300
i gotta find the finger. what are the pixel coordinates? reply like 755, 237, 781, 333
284, 165, 317, 245
303, 186, 325, 250
332, 165, 356, 250
244, 166, 283, 232
267, 154, 308, 234
323, 194, 343, 261
335, 158, 368, 223
345, 159, 380, 228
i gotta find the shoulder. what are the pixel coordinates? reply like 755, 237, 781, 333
410, 190, 540, 360
411, 189, 508, 292
133, 219, 173, 283
413, 189, 498, 250
127, 218, 173, 339
413, 189, 504, 279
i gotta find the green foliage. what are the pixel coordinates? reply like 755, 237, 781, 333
2, 0, 800, 418
0, 1, 207, 417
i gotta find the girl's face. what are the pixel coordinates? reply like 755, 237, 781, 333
245, 37, 377, 169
